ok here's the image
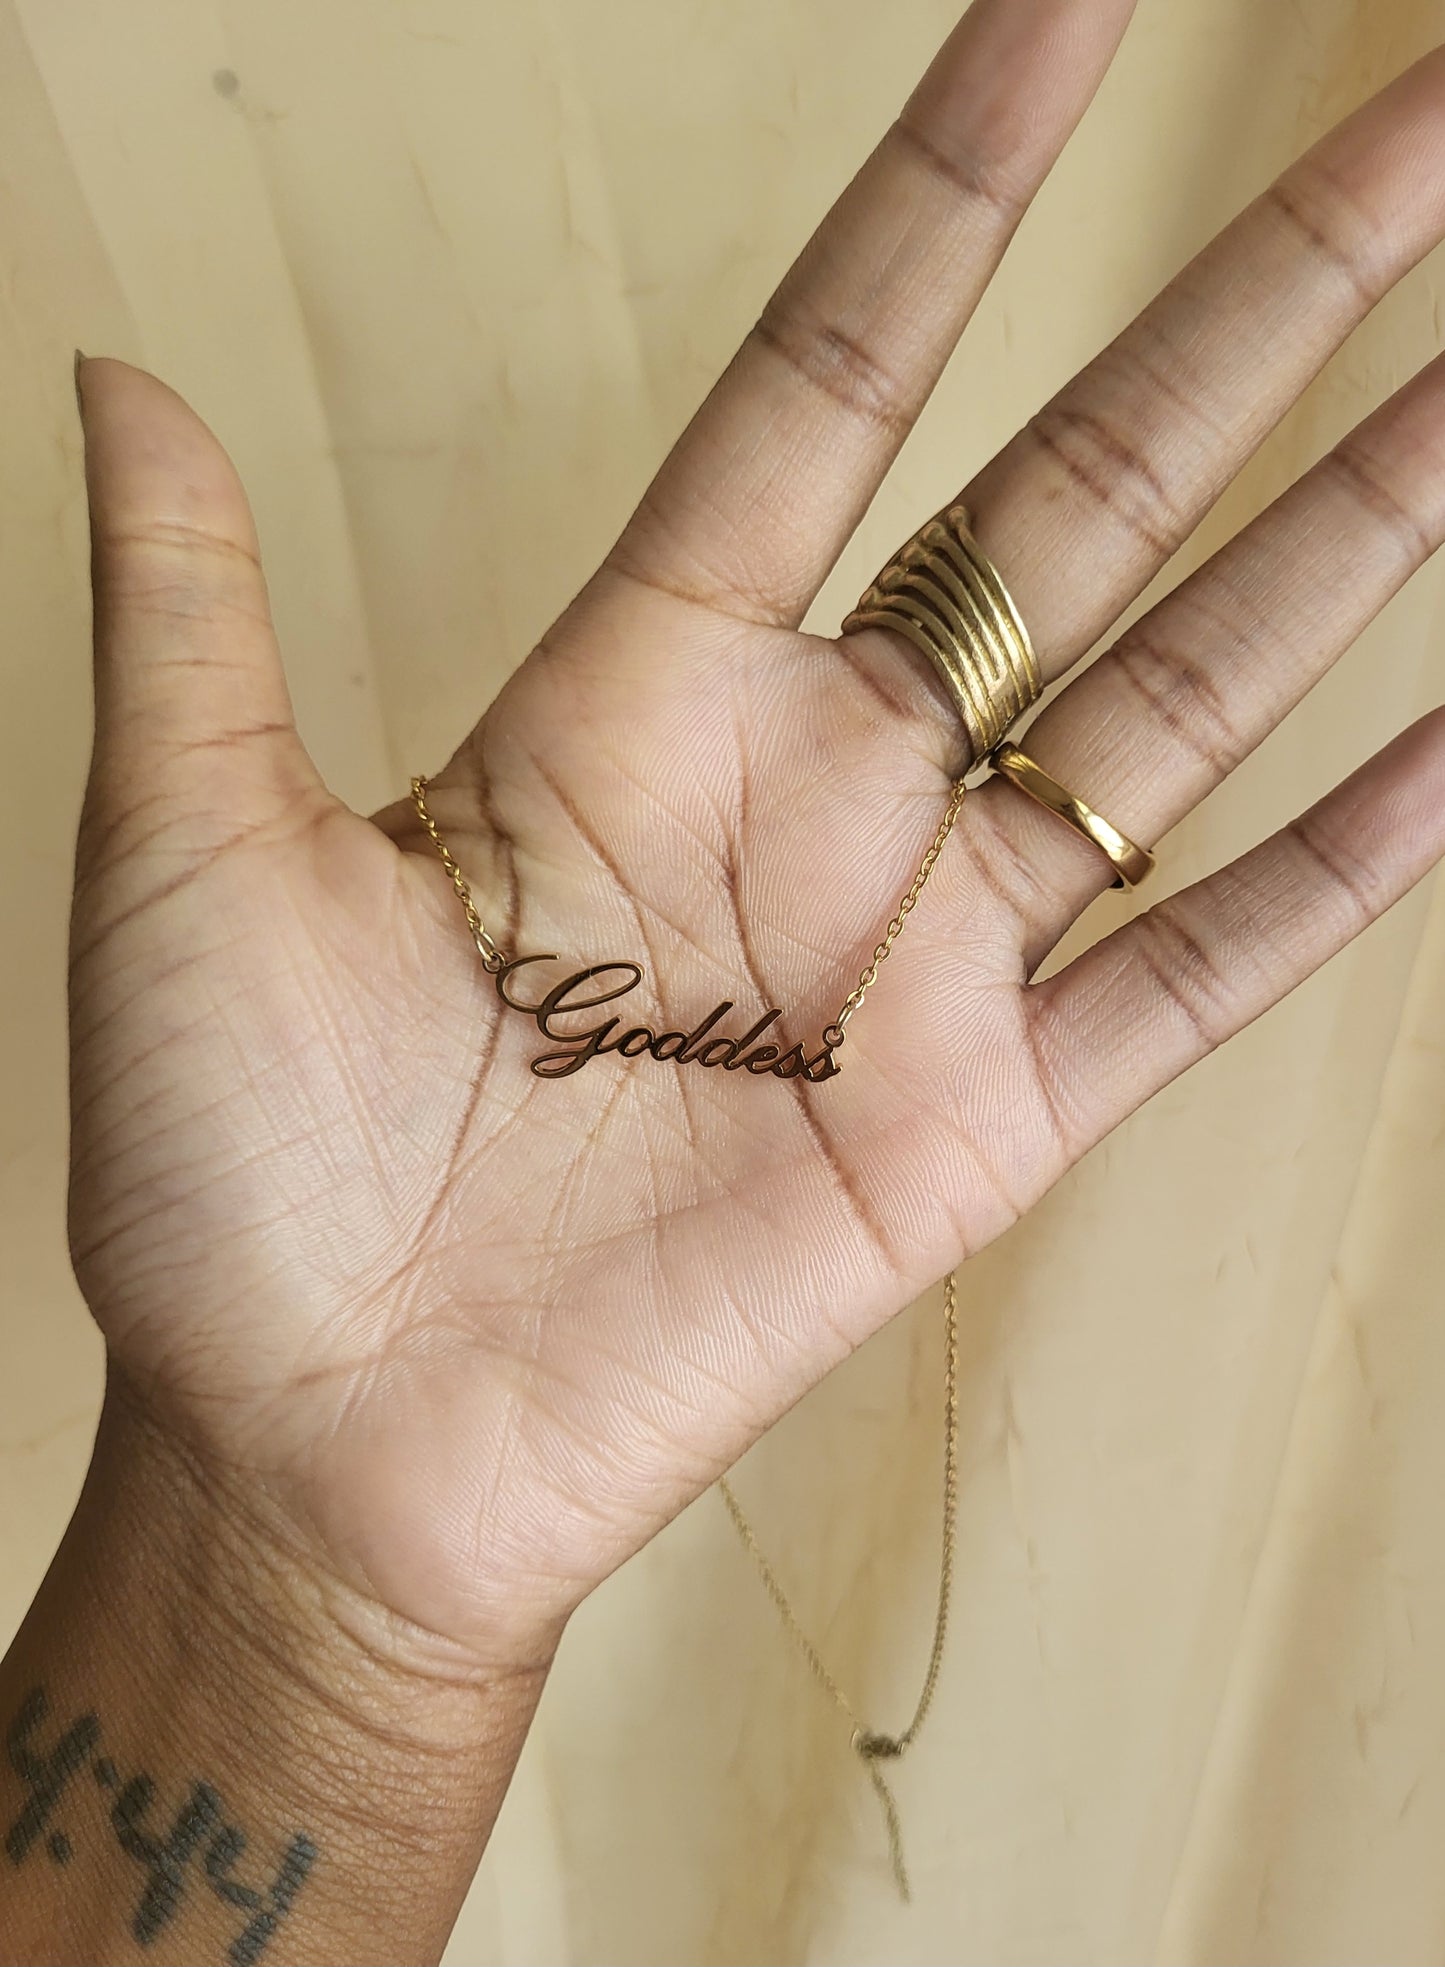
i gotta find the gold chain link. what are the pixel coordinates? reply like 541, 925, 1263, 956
411, 776, 507, 972
412, 767, 967, 1900
831, 776, 968, 1036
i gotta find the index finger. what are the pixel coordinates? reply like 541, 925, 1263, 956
602, 0, 1139, 630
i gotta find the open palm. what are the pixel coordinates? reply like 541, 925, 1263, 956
67, 3, 1445, 1666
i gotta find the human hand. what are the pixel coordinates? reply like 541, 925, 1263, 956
67, 0, 1445, 1685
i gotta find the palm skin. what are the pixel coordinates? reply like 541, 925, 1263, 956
64, 5, 1445, 1673
68, 462, 1039, 1662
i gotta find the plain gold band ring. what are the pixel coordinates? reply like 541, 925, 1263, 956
988, 742, 1157, 891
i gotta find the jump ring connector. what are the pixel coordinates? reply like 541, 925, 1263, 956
854, 1729, 903, 1761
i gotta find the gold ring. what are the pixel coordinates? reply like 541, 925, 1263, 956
841, 503, 1040, 767
988, 742, 1156, 890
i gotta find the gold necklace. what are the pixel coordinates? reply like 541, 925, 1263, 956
411, 771, 964, 1900
718, 1272, 957, 1901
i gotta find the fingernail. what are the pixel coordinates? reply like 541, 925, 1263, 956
73, 348, 88, 420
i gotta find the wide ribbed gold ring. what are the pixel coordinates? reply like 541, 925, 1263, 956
988, 742, 1156, 890
841, 502, 1040, 767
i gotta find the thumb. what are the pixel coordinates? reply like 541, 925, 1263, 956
75, 353, 322, 825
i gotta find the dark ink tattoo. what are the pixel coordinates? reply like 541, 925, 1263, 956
226, 1835, 318, 1967
4, 1688, 318, 1965
5, 1687, 100, 1866
112, 1772, 226, 1942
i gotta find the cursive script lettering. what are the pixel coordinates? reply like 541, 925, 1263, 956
494, 955, 841, 1081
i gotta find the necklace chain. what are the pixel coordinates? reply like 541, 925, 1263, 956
719, 1269, 958, 1900
411, 776, 507, 972
411, 772, 968, 1046
831, 775, 968, 1036
410, 771, 966, 1900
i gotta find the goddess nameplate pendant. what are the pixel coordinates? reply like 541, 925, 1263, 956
494, 954, 842, 1082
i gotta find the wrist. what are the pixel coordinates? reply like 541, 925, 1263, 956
1, 1373, 553, 1966
96, 1367, 552, 1769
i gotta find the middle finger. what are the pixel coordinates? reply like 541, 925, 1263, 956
844, 45, 1445, 734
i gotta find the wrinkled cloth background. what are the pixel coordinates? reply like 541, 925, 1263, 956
4, 3, 1445, 1963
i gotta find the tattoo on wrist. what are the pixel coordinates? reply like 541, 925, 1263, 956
5, 1687, 317, 1966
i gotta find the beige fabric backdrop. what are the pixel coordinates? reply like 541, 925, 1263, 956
4, 2, 1445, 1961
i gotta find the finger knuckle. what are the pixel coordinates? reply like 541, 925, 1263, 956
1131, 902, 1238, 1047
889, 116, 1030, 226
752, 301, 912, 440
1261, 165, 1380, 312
1287, 812, 1380, 928
1023, 400, 1180, 556
1323, 443, 1436, 568
1111, 629, 1246, 778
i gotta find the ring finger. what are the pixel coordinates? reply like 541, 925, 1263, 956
970, 343, 1445, 967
